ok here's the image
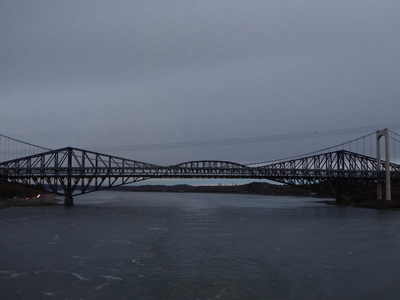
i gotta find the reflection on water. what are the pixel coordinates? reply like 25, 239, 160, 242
1, 192, 400, 299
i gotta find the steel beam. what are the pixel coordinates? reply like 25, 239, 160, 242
1, 147, 399, 205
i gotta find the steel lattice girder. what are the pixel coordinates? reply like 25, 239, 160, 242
0, 147, 399, 197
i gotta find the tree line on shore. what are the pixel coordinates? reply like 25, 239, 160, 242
111, 182, 327, 197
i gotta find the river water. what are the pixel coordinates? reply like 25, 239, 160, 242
1, 192, 400, 299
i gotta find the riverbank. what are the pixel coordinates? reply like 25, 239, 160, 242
316, 199, 400, 210
352, 200, 400, 210
0, 181, 60, 208
0, 194, 61, 209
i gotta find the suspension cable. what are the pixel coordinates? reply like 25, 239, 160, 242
246, 132, 376, 166
389, 130, 400, 139
0, 134, 51, 151
0, 134, 51, 162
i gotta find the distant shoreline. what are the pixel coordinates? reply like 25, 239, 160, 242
111, 182, 328, 198
1, 181, 399, 210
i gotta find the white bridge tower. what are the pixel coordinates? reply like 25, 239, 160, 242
376, 129, 391, 201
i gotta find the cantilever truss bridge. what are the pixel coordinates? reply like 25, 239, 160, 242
1, 145, 400, 205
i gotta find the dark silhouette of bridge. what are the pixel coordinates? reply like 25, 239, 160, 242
1, 129, 400, 205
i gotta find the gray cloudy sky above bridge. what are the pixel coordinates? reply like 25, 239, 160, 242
1, 0, 400, 166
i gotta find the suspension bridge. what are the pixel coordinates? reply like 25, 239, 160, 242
1, 129, 400, 206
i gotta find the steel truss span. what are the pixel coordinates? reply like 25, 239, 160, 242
0, 147, 399, 205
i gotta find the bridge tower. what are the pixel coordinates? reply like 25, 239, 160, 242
376, 129, 391, 201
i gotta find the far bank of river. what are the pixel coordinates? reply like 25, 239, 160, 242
1, 181, 400, 210
0, 181, 325, 209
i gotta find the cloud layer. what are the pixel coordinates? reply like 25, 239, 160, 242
1, 0, 399, 164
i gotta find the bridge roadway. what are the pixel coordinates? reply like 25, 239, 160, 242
1, 147, 400, 205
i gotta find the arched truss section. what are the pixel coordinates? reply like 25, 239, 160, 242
0, 147, 160, 196
253, 150, 400, 195
172, 160, 248, 169
263, 150, 400, 172
256, 150, 400, 183
159, 160, 252, 178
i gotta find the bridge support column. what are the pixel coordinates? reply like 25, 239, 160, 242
376, 129, 391, 201
64, 147, 74, 206
64, 194, 73, 206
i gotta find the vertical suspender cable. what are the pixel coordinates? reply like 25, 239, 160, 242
356, 139, 358, 154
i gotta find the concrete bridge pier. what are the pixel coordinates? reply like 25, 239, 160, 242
64, 194, 74, 206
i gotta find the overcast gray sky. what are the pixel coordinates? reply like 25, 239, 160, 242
1, 0, 400, 166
